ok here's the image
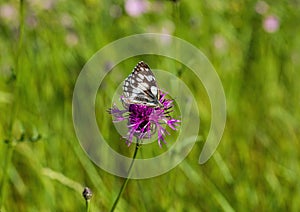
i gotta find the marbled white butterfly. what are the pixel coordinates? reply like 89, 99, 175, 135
122, 61, 163, 107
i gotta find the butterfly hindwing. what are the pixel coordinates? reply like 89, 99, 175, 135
122, 61, 160, 107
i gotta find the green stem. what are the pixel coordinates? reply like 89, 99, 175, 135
14, 0, 25, 79
85, 200, 90, 212
0, 141, 16, 208
0, 0, 24, 209
172, 0, 180, 31
110, 141, 140, 212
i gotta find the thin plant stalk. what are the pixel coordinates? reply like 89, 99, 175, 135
85, 200, 90, 212
0, 141, 16, 208
82, 187, 92, 212
110, 141, 140, 212
172, 0, 180, 27
0, 0, 25, 209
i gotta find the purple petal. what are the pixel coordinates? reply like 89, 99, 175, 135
167, 119, 181, 130
108, 104, 127, 122
108, 90, 181, 147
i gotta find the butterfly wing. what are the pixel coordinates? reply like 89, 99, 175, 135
123, 61, 160, 107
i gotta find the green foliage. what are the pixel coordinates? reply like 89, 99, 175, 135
1, 0, 300, 211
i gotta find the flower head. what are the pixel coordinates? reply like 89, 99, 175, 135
82, 187, 92, 201
108, 92, 180, 147
125, 0, 149, 17
263, 15, 280, 33
255, 1, 269, 15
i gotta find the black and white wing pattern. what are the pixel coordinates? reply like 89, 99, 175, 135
122, 61, 161, 107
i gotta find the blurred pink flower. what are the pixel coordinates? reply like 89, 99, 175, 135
27, 0, 55, 10
255, 1, 269, 15
110, 4, 122, 18
26, 14, 38, 29
213, 35, 227, 50
125, 0, 149, 17
160, 28, 172, 45
263, 15, 280, 33
65, 32, 79, 47
0, 4, 17, 22
42, 0, 55, 10
146, 21, 174, 45
60, 14, 74, 28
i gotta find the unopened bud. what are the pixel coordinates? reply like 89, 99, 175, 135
82, 187, 92, 201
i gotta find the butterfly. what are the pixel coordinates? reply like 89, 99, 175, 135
122, 61, 163, 107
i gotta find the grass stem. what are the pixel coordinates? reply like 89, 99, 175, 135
0, 141, 16, 209
0, 0, 25, 209
110, 141, 140, 212
85, 199, 90, 212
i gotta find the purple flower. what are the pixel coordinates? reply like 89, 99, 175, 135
108, 92, 180, 147
125, 0, 149, 17
263, 15, 280, 33
213, 34, 227, 53
0, 4, 17, 23
82, 187, 92, 201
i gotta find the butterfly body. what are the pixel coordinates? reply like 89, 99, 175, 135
122, 61, 162, 107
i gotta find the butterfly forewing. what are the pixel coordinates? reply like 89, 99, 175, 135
122, 61, 161, 107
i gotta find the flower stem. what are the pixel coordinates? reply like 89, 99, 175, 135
110, 141, 140, 212
82, 187, 92, 212
85, 200, 90, 212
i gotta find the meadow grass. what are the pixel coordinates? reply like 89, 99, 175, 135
0, 0, 300, 211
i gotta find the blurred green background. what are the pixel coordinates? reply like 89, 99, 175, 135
1, 0, 300, 211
